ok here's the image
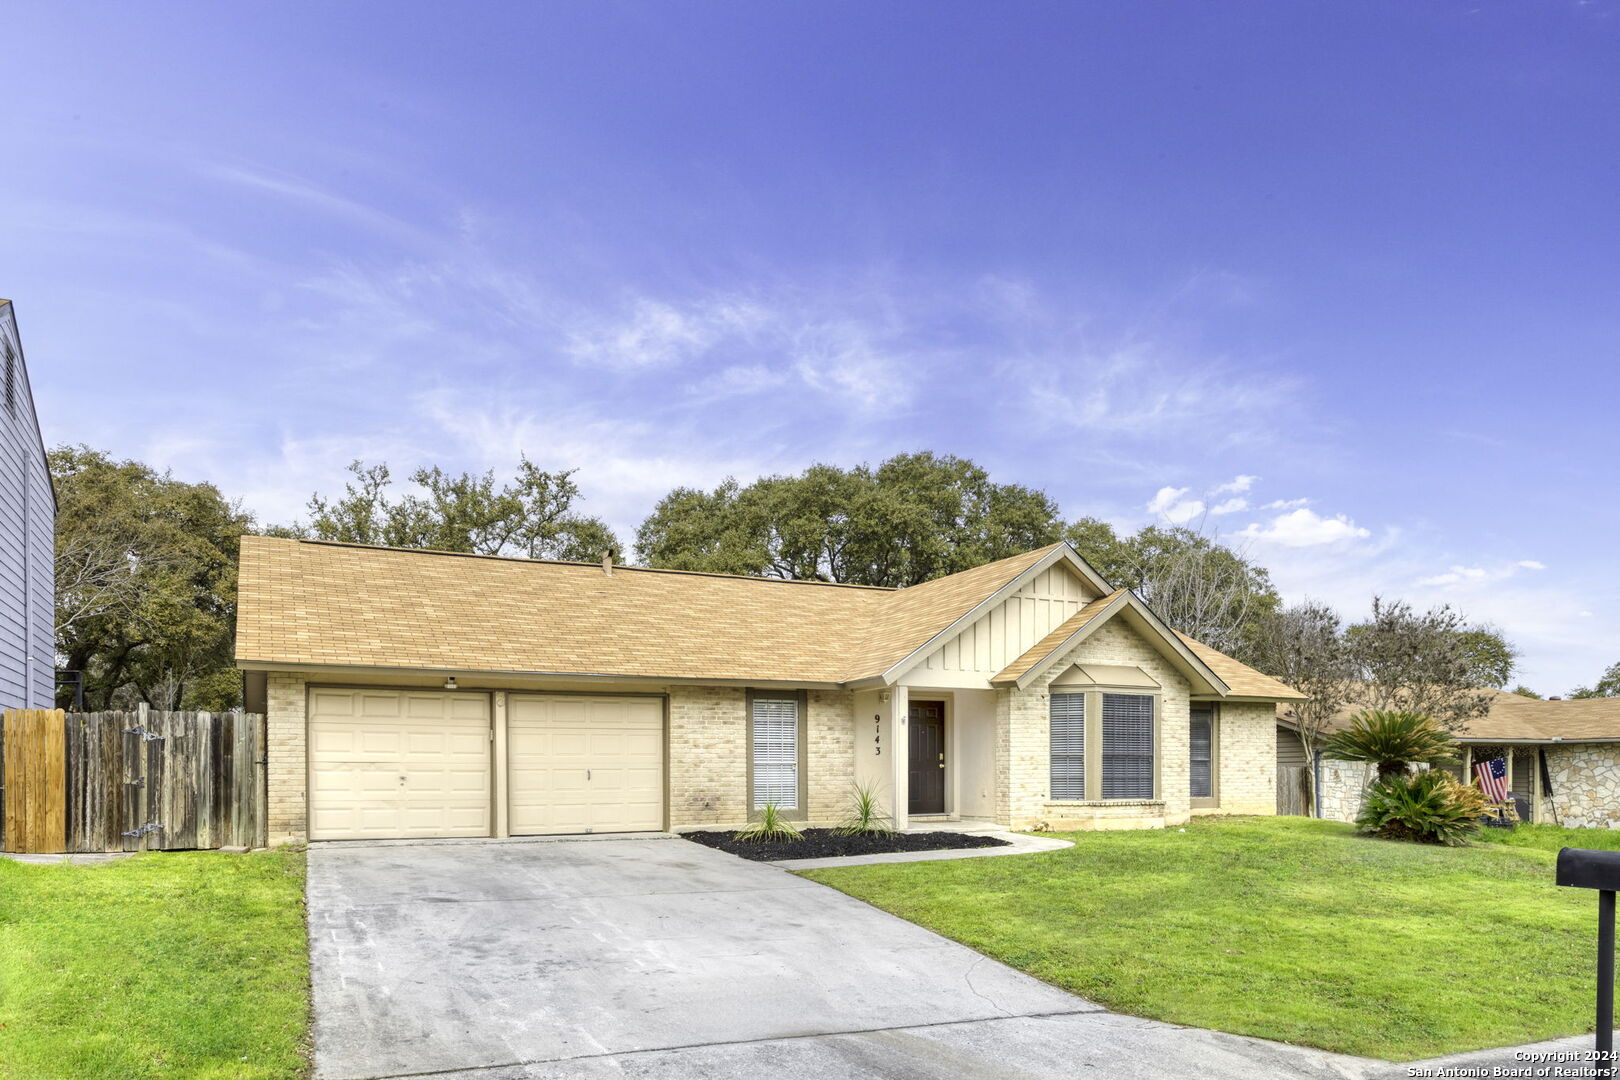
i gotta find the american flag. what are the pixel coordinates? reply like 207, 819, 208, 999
1475, 758, 1509, 803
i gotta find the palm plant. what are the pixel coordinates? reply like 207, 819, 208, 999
1322, 710, 1458, 780
733, 801, 803, 843
1356, 770, 1488, 846
834, 782, 896, 837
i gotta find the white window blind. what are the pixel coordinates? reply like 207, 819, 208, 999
1102, 693, 1154, 800
1189, 709, 1213, 799
1049, 693, 1086, 800
752, 697, 799, 809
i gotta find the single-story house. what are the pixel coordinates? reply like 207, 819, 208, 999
1278, 691, 1620, 827
237, 536, 1304, 845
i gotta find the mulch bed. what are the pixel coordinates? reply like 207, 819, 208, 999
682, 828, 1010, 862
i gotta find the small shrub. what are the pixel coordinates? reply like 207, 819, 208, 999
733, 802, 803, 843
834, 782, 896, 837
1324, 710, 1459, 780
1356, 770, 1488, 846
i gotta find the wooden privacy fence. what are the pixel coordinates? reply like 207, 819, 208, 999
1, 707, 266, 854
1276, 764, 1312, 816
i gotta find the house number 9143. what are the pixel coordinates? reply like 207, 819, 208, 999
874, 714, 882, 755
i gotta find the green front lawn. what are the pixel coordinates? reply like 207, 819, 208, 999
801, 816, 1602, 1060
0, 848, 310, 1080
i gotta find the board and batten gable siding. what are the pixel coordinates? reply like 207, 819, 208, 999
905, 564, 1095, 688
0, 301, 54, 710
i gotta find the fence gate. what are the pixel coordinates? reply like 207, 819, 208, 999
3, 706, 266, 854
1, 709, 68, 853
1276, 764, 1312, 816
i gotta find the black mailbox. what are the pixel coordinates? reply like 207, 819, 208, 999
1558, 848, 1620, 891
1558, 848, 1620, 1077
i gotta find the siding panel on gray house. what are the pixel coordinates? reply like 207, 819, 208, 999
0, 299, 55, 710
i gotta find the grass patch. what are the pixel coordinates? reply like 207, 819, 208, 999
1474, 823, 1620, 853
0, 848, 309, 1079
800, 816, 1602, 1060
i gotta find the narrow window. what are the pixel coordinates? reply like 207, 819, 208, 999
1102, 693, 1154, 799
1049, 692, 1086, 800
2, 335, 15, 417
751, 696, 799, 809
1189, 708, 1214, 801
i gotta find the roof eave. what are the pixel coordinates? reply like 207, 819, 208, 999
236, 658, 847, 690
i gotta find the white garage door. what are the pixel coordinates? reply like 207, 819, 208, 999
308, 689, 492, 841
508, 694, 663, 835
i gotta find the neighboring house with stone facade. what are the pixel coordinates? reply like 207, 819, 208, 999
237, 536, 1304, 845
1279, 692, 1620, 827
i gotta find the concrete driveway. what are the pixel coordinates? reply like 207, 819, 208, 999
307, 835, 1366, 1080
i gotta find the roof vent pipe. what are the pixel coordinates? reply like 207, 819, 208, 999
602, 549, 615, 576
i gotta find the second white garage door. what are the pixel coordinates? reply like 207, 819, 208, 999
508, 694, 664, 835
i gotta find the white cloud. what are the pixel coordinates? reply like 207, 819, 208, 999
1414, 559, 1552, 590
563, 297, 766, 371
1213, 474, 1258, 495
1264, 497, 1311, 510
1021, 342, 1298, 445
1210, 497, 1248, 516
790, 319, 910, 410
1416, 565, 1492, 587
1147, 486, 1206, 524
1239, 508, 1371, 547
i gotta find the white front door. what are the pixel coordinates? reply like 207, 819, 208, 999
507, 694, 664, 835
307, 688, 492, 840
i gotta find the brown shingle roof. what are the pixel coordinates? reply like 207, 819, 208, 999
1278, 690, 1620, 742
238, 535, 1304, 703
1174, 633, 1308, 701
236, 536, 890, 684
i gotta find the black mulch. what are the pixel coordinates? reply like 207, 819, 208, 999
682, 828, 1010, 862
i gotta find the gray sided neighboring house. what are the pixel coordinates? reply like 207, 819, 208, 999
0, 300, 55, 710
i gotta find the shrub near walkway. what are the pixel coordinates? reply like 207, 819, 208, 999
801, 817, 1599, 1060
0, 848, 309, 1080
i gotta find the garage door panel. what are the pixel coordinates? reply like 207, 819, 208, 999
309, 689, 491, 841
508, 695, 664, 836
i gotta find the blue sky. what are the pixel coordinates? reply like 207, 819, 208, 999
3, 2, 1617, 693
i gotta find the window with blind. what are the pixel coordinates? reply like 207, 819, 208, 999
751, 696, 799, 810
1101, 693, 1155, 799
1049, 693, 1086, 800
1189, 709, 1214, 800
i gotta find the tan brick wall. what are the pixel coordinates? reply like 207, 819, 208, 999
666, 685, 855, 828
806, 689, 856, 822
996, 620, 1194, 830
667, 686, 747, 826
1205, 701, 1277, 816
265, 672, 308, 845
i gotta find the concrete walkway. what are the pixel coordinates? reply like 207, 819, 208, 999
306, 835, 1370, 1080
770, 822, 1072, 870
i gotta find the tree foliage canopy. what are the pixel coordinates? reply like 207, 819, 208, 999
634, 452, 1065, 587
1064, 518, 1280, 660
1570, 661, 1620, 700
293, 459, 619, 561
1344, 598, 1515, 732
51, 445, 251, 710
